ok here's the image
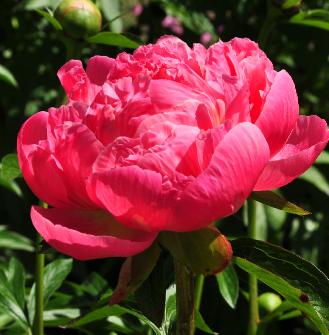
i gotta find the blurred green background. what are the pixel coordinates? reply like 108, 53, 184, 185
0, 0, 329, 334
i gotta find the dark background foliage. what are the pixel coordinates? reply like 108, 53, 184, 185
0, 0, 329, 334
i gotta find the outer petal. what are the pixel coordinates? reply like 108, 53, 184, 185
31, 206, 157, 260
256, 70, 299, 156
17, 112, 71, 207
168, 122, 270, 231
254, 115, 329, 190
90, 166, 165, 232
17, 111, 47, 158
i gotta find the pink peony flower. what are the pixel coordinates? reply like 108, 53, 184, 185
17, 36, 329, 260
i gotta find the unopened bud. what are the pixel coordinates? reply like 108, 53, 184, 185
55, 0, 102, 39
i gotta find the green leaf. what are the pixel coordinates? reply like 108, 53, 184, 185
161, 285, 176, 335
7, 258, 26, 310
159, 226, 232, 275
0, 154, 22, 196
0, 65, 18, 88
110, 244, 161, 305
282, 0, 301, 9
0, 154, 21, 181
67, 304, 162, 334
299, 166, 329, 195
15, 0, 60, 11
0, 313, 13, 329
86, 32, 140, 49
216, 264, 239, 309
251, 191, 310, 215
81, 272, 108, 297
233, 238, 329, 335
0, 229, 34, 252
44, 308, 80, 327
195, 311, 217, 334
28, 258, 73, 324
290, 9, 329, 31
35, 9, 62, 30
0, 270, 28, 328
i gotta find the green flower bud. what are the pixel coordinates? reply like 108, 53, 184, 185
258, 292, 282, 313
55, 0, 102, 39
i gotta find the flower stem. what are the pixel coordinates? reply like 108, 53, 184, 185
247, 199, 259, 335
174, 259, 195, 335
34, 233, 44, 335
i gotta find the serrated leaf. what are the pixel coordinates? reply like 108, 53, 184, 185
216, 263, 239, 309
0, 65, 18, 88
0, 230, 34, 252
7, 258, 26, 310
0, 270, 28, 328
86, 32, 140, 48
35, 9, 62, 30
28, 258, 73, 324
251, 191, 310, 216
299, 166, 329, 195
159, 226, 232, 275
233, 238, 329, 335
110, 244, 161, 305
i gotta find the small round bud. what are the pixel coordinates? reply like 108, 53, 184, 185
55, 0, 102, 39
258, 292, 282, 313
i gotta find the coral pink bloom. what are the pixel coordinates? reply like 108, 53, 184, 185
17, 36, 328, 260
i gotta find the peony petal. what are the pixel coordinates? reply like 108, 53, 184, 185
53, 123, 104, 208
256, 70, 299, 156
31, 206, 157, 260
57, 60, 90, 102
254, 115, 329, 190
17, 112, 71, 207
86, 56, 115, 85
20, 149, 72, 207
149, 79, 209, 111
166, 122, 270, 231
17, 111, 48, 160
90, 165, 165, 232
